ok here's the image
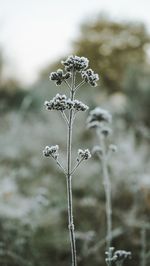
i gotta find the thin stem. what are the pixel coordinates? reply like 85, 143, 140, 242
97, 130, 112, 252
71, 158, 84, 176
64, 79, 72, 90
74, 80, 85, 92
51, 155, 67, 175
66, 69, 77, 266
60, 110, 69, 125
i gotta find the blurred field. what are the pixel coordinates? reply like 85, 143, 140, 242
0, 15, 150, 266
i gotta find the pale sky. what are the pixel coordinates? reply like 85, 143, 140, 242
0, 0, 150, 85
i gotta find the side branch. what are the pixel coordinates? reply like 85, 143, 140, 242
71, 158, 84, 175
60, 110, 69, 125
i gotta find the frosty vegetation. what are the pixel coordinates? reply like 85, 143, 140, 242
43, 55, 98, 266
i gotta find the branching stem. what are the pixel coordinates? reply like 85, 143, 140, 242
71, 158, 84, 176
60, 110, 69, 125
66, 70, 77, 266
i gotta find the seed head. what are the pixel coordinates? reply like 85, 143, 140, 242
43, 145, 59, 159
87, 107, 112, 124
44, 94, 73, 111
49, 69, 71, 85
62, 55, 89, 72
73, 100, 89, 112
81, 68, 99, 87
78, 149, 91, 160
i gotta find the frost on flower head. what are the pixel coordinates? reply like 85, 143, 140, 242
82, 68, 99, 87
77, 149, 91, 160
87, 107, 112, 125
62, 55, 89, 72
49, 69, 71, 85
44, 94, 73, 111
44, 94, 88, 112
73, 100, 89, 112
105, 247, 131, 265
43, 145, 59, 159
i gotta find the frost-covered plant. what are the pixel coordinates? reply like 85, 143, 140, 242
87, 107, 114, 251
87, 107, 131, 265
43, 55, 99, 266
105, 247, 131, 266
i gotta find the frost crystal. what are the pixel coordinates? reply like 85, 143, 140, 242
43, 145, 59, 159
87, 107, 112, 124
44, 94, 73, 111
62, 55, 89, 72
44, 94, 88, 112
78, 149, 91, 160
49, 69, 71, 85
82, 68, 99, 87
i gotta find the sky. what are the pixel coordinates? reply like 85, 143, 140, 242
0, 0, 150, 85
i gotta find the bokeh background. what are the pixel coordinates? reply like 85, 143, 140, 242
0, 1, 150, 265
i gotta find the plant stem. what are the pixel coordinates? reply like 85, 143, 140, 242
66, 70, 77, 266
97, 131, 112, 252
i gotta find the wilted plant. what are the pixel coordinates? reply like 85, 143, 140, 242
87, 107, 131, 265
43, 55, 99, 266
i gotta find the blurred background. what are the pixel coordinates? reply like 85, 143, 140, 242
0, 0, 150, 265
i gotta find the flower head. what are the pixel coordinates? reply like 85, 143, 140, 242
113, 250, 132, 262
62, 55, 89, 72
105, 248, 131, 265
87, 107, 112, 125
44, 94, 89, 113
43, 145, 59, 159
73, 100, 89, 112
82, 68, 99, 87
49, 69, 71, 85
44, 94, 73, 111
77, 149, 91, 160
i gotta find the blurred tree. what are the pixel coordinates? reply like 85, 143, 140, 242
73, 15, 150, 93
40, 15, 150, 94
123, 65, 150, 130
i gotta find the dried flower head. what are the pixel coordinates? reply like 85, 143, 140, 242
78, 149, 91, 160
43, 145, 59, 159
82, 68, 99, 87
87, 107, 112, 125
62, 55, 89, 72
105, 247, 131, 265
44, 94, 73, 111
49, 69, 71, 85
73, 100, 89, 112
113, 250, 132, 262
